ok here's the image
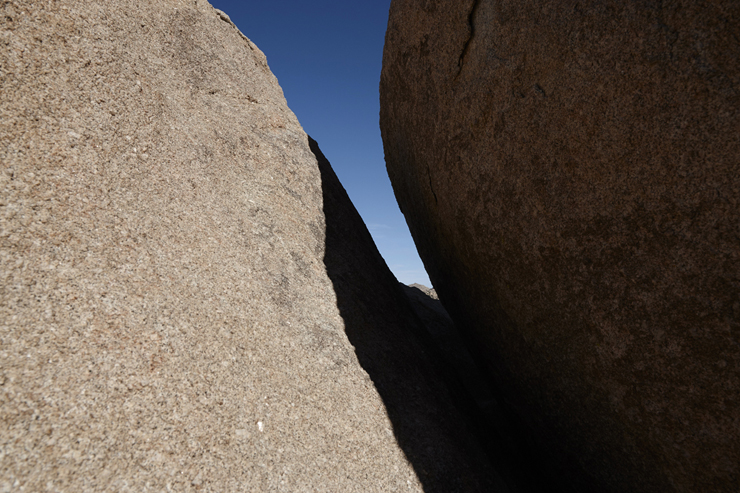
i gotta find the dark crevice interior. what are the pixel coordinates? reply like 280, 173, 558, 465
312, 135, 554, 493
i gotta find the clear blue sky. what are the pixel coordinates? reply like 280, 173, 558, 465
208, 0, 431, 287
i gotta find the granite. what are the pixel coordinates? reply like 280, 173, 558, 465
401, 283, 546, 492
1, 1, 500, 490
314, 140, 507, 492
380, 0, 740, 491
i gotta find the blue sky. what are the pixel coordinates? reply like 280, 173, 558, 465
208, 0, 431, 287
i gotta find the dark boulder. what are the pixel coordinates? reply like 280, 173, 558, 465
380, 1, 740, 491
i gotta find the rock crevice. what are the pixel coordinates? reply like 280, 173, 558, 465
457, 0, 482, 76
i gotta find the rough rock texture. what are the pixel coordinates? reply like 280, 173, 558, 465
313, 140, 506, 492
401, 283, 545, 492
402, 284, 491, 413
1, 1, 502, 490
381, 1, 740, 492
406, 283, 438, 300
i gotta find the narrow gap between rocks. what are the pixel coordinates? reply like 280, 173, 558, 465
312, 136, 550, 493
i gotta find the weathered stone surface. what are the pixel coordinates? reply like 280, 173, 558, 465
380, 1, 740, 492
401, 283, 546, 492
313, 140, 506, 492
403, 284, 489, 408
0, 1, 501, 490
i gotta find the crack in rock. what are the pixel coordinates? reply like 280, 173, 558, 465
457, 0, 482, 77
427, 165, 438, 205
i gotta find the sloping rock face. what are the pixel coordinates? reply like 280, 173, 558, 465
380, 1, 740, 492
400, 283, 545, 492
312, 139, 505, 492
402, 284, 492, 415
1, 1, 500, 490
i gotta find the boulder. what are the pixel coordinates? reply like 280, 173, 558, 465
380, 1, 740, 492
1, 1, 500, 490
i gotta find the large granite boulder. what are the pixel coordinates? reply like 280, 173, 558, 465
380, 1, 740, 492
0, 1, 501, 490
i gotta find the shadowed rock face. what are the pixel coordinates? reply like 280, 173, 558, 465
313, 138, 506, 492
0, 1, 501, 490
401, 283, 548, 493
380, 1, 740, 492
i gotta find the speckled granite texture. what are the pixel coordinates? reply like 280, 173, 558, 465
0, 1, 503, 491
380, 0, 740, 492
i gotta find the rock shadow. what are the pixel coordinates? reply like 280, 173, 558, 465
311, 136, 546, 492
